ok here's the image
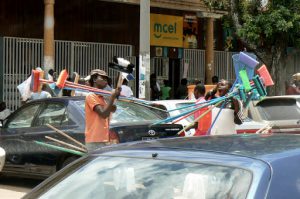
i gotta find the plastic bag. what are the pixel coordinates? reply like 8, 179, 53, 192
17, 76, 32, 101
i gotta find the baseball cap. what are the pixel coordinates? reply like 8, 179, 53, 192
90, 69, 108, 78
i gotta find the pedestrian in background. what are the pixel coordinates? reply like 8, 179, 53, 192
212, 75, 219, 85
161, 80, 172, 100
150, 73, 161, 100
30, 84, 52, 100
286, 73, 300, 95
85, 69, 121, 152
47, 69, 57, 81
176, 78, 188, 99
0, 101, 11, 121
121, 78, 133, 97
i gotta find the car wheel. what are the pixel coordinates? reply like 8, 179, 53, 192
59, 156, 78, 170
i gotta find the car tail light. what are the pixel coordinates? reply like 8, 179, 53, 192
237, 128, 272, 134
109, 130, 120, 144
178, 131, 185, 137
237, 129, 258, 134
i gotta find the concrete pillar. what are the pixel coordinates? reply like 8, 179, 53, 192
139, 0, 150, 100
43, 0, 55, 74
205, 17, 214, 84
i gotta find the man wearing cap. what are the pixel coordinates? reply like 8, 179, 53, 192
85, 69, 121, 151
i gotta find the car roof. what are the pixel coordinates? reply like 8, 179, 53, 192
153, 100, 196, 104
95, 134, 300, 163
27, 96, 85, 103
263, 95, 300, 99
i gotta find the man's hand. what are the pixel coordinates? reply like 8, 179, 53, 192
111, 87, 122, 100
110, 104, 117, 113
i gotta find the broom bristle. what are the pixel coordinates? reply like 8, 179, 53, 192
239, 69, 252, 92
56, 69, 69, 89
239, 52, 259, 69
257, 65, 274, 86
30, 70, 41, 92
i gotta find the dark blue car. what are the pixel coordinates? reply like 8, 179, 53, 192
23, 134, 300, 199
0, 97, 182, 179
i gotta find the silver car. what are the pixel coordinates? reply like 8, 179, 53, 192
248, 95, 300, 133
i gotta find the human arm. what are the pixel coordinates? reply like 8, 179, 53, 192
232, 98, 244, 125
93, 87, 121, 118
205, 84, 219, 100
185, 122, 198, 132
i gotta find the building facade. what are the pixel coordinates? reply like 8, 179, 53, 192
0, 0, 247, 109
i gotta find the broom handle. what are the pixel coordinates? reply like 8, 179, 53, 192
177, 101, 222, 135
40, 79, 112, 95
172, 102, 209, 124
70, 73, 80, 97
35, 141, 85, 156
117, 72, 123, 88
46, 124, 87, 150
45, 136, 87, 153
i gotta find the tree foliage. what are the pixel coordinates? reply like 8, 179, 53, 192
236, 0, 300, 50
204, 0, 300, 95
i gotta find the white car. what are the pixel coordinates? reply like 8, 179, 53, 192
151, 100, 196, 136
248, 95, 300, 133
151, 100, 267, 136
0, 147, 5, 171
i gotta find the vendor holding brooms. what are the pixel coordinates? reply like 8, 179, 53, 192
206, 79, 244, 135
85, 69, 121, 152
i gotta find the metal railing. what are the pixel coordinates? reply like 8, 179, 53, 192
2, 36, 299, 111
1, 37, 134, 110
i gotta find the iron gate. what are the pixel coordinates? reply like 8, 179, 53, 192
0, 37, 135, 110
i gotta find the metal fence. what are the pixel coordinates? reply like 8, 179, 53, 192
0, 37, 134, 111
183, 49, 237, 83
2, 36, 299, 111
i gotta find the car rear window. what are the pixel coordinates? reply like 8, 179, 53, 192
37, 156, 252, 199
256, 98, 300, 120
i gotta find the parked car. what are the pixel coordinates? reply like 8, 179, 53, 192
24, 134, 300, 199
0, 97, 182, 179
248, 95, 300, 133
0, 147, 5, 171
151, 100, 267, 135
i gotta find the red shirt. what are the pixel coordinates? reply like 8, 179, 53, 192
85, 93, 109, 143
194, 97, 211, 136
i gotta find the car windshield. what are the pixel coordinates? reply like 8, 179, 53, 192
74, 100, 162, 124
256, 98, 300, 120
37, 156, 252, 199
176, 103, 195, 122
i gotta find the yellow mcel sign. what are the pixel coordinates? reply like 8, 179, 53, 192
150, 14, 183, 47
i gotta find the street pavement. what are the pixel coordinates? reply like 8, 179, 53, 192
0, 177, 42, 199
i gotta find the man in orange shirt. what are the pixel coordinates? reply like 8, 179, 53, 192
185, 84, 211, 136
85, 69, 121, 152
193, 84, 211, 136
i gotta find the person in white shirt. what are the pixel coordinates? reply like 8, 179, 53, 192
0, 101, 11, 121
30, 84, 52, 100
121, 78, 133, 97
